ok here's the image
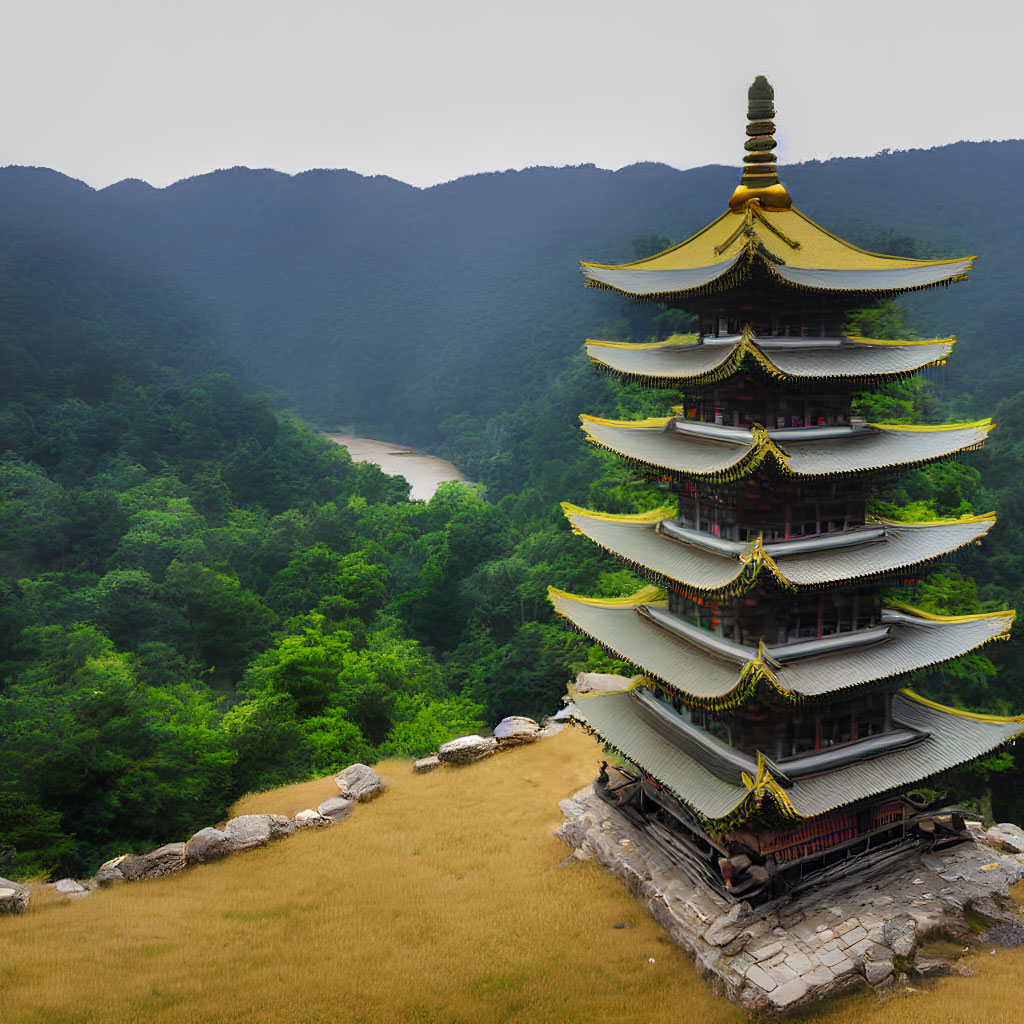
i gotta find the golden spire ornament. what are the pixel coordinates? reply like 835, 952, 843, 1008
729, 75, 793, 211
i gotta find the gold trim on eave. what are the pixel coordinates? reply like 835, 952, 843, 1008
579, 413, 673, 430
560, 502, 675, 525
850, 335, 957, 348
586, 334, 699, 350
546, 584, 668, 608
887, 603, 1015, 628
876, 511, 997, 527
900, 689, 1024, 724
868, 418, 993, 434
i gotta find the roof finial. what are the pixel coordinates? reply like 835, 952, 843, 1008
729, 76, 792, 212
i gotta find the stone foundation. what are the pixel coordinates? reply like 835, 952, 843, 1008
557, 786, 1024, 1012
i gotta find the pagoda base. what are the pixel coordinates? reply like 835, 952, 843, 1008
556, 785, 1024, 1012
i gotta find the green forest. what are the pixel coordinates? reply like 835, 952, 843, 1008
3, 145, 1024, 880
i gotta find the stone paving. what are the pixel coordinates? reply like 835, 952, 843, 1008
557, 786, 1024, 1012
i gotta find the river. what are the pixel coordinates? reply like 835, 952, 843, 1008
325, 434, 471, 501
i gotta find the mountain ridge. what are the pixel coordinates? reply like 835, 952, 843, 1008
1, 142, 1020, 440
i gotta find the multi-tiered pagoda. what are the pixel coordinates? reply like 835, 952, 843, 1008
551, 77, 1022, 901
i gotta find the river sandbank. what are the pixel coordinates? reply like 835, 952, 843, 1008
325, 434, 470, 501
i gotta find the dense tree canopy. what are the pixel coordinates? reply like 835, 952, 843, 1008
4, 146, 1024, 877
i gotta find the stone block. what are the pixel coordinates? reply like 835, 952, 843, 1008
744, 964, 777, 992
802, 965, 836, 988
413, 755, 441, 774
722, 932, 752, 957
785, 950, 814, 973
838, 925, 868, 947
883, 914, 917, 958
725, 950, 755, 977
704, 903, 748, 947
767, 976, 809, 1009
863, 959, 894, 985
765, 962, 798, 985
830, 955, 857, 978
749, 940, 783, 961
845, 937, 875, 960
819, 946, 849, 968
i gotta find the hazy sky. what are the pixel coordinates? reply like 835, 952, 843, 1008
2, 0, 1020, 190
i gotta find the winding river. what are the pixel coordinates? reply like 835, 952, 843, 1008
325, 434, 471, 501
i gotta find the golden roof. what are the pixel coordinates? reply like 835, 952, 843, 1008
581, 203, 974, 298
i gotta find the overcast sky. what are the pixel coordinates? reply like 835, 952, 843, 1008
2, 0, 1020, 191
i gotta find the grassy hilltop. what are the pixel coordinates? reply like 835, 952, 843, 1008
3, 730, 1022, 1024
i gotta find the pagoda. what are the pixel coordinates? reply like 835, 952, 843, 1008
550, 77, 1023, 901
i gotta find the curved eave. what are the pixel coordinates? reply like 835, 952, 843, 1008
579, 205, 975, 300
548, 587, 1013, 705
561, 508, 996, 593
771, 261, 973, 295
570, 688, 1024, 822
582, 255, 744, 300
580, 416, 993, 481
583, 257, 973, 300
586, 335, 955, 387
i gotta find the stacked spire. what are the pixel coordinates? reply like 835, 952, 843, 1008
730, 74, 791, 210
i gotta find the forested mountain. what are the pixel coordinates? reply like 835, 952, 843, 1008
3, 143, 1024, 878
0, 222, 637, 879
1, 142, 1021, 438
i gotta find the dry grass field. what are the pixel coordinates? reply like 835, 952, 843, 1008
2, 728, 1023, 1024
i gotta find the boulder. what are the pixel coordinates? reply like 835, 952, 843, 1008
0, 877, 29, 914
335, 763, 386, 802
882, 914, 917, 958
982, 922, 1024, 947
317, 796, 354, 821
413, 755, 442, 774
492, 716, 541, 745
94, 854, 131, 886
912, 954, 953, 976
574, 672, 643, 695
704, 902, 750, 947
437, 734, 497, 764
292, 809, 331, 828
185, 827, 231, 864
986, 826, 1024, 854
54, 878, 90, 897
863, 958, 894, 985
119, 842, 187, 881
223, 813, 294, 851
